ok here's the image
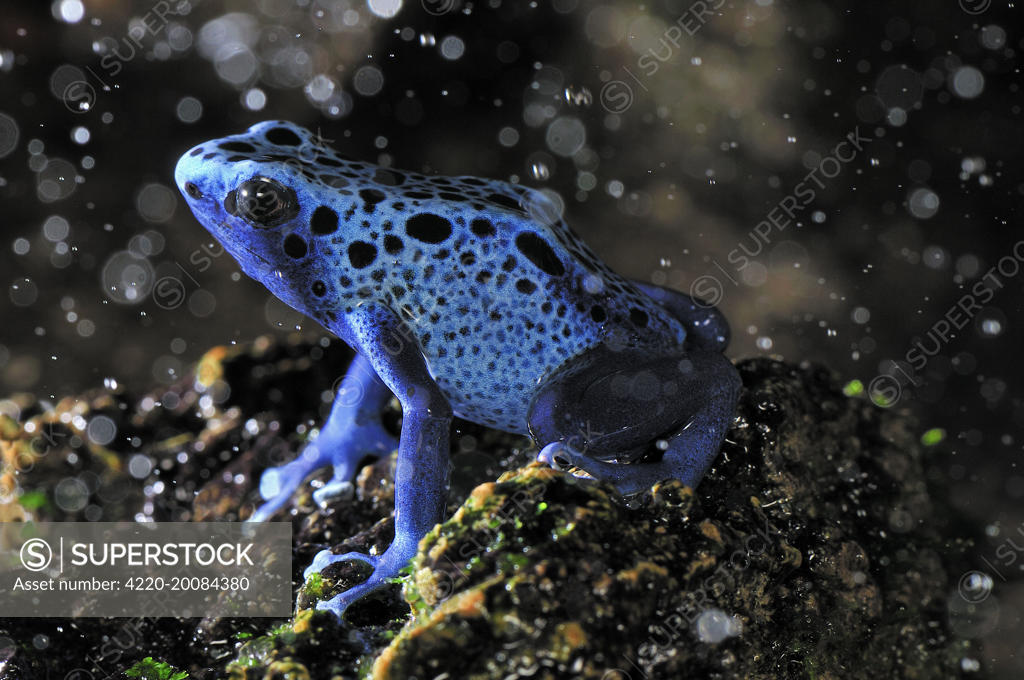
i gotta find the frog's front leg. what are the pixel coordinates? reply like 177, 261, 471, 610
308, 306, 452, 618
248, 352, 397, 522
529, 347, 740, 495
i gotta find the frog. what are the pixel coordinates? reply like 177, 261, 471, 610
174, 120, 741, 619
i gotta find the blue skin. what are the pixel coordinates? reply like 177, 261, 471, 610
174, 121, 741, 618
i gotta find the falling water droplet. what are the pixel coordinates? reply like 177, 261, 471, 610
563, 86, 593, 107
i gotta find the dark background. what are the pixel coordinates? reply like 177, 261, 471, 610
0, 0, 1020, 673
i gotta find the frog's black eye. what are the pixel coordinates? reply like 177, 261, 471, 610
234, 176, 298, 228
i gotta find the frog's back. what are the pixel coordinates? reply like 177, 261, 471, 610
319, 170, 686, 432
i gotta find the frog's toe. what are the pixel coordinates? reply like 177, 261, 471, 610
258, 449, 323, 500
247, 493, 290, 523
304, 548, 380, 579
247, 446, 331, 522
536, 441, 561, 467
312, 479, 355, 507
315, 579, 387, 619
537, 442, 598, 481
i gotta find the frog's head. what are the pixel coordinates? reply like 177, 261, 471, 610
174, 120, 352, 317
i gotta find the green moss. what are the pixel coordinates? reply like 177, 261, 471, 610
303, 572, 325, 600
268, 621, 297, 644
17, 489, 48, 510
921, 427, 946, 446
123, 658, 188, 680
499, 552, 529, 571
843, 378, 864, 396
226, 613, 316, 672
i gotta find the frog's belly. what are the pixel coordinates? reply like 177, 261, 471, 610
432, 365, 539, 435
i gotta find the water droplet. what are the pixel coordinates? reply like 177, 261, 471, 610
243, 88, 266, 111
43, 215, 70, 241
439, 35, 465, 60
86, 415, 117, 445
980, 25, 1006, 50
961, 156, 985, 174
886, 107, 907, 126
175, 96, 202, 123
696, 608, 742, 643
54, 477, 89, 511
951, 66, 984, 99
907, 187, 940, 219
54, 0, 85, 24
128, 453, 153, 478
563, 86, 592, 107
70, 125, 90, 144
545, 116, 586, 157
9, 277, 38, 307
980, 319, 1002, 336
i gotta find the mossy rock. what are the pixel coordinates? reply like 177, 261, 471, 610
321, 358, 977, 679
0, 339, 983, 678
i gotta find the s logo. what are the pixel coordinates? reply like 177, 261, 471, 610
20, 538, 53, 572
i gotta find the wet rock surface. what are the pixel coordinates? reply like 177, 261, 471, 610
0, 336, 983, 678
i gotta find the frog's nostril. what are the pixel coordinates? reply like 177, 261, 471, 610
185, 182, 203, 199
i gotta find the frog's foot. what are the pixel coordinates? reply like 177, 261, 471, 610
304, 540, 417, 618
248, 422, 398, 522
311, 422, 398, 508
536, 442, 598, 482
246, 352, 399, 522
538, 440, 641, 490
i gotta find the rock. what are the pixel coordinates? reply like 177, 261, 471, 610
0, 338, 982, 678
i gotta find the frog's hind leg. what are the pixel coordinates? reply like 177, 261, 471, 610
247, 352, 397, 522
529, 347, 740, 495
630, 280, 730, 352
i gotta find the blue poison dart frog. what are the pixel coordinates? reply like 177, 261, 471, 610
174, 121, 741, 618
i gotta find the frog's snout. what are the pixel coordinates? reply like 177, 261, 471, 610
174, 151, 193, 196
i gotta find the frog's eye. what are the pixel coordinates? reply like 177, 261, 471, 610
231, 177, 298, 228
